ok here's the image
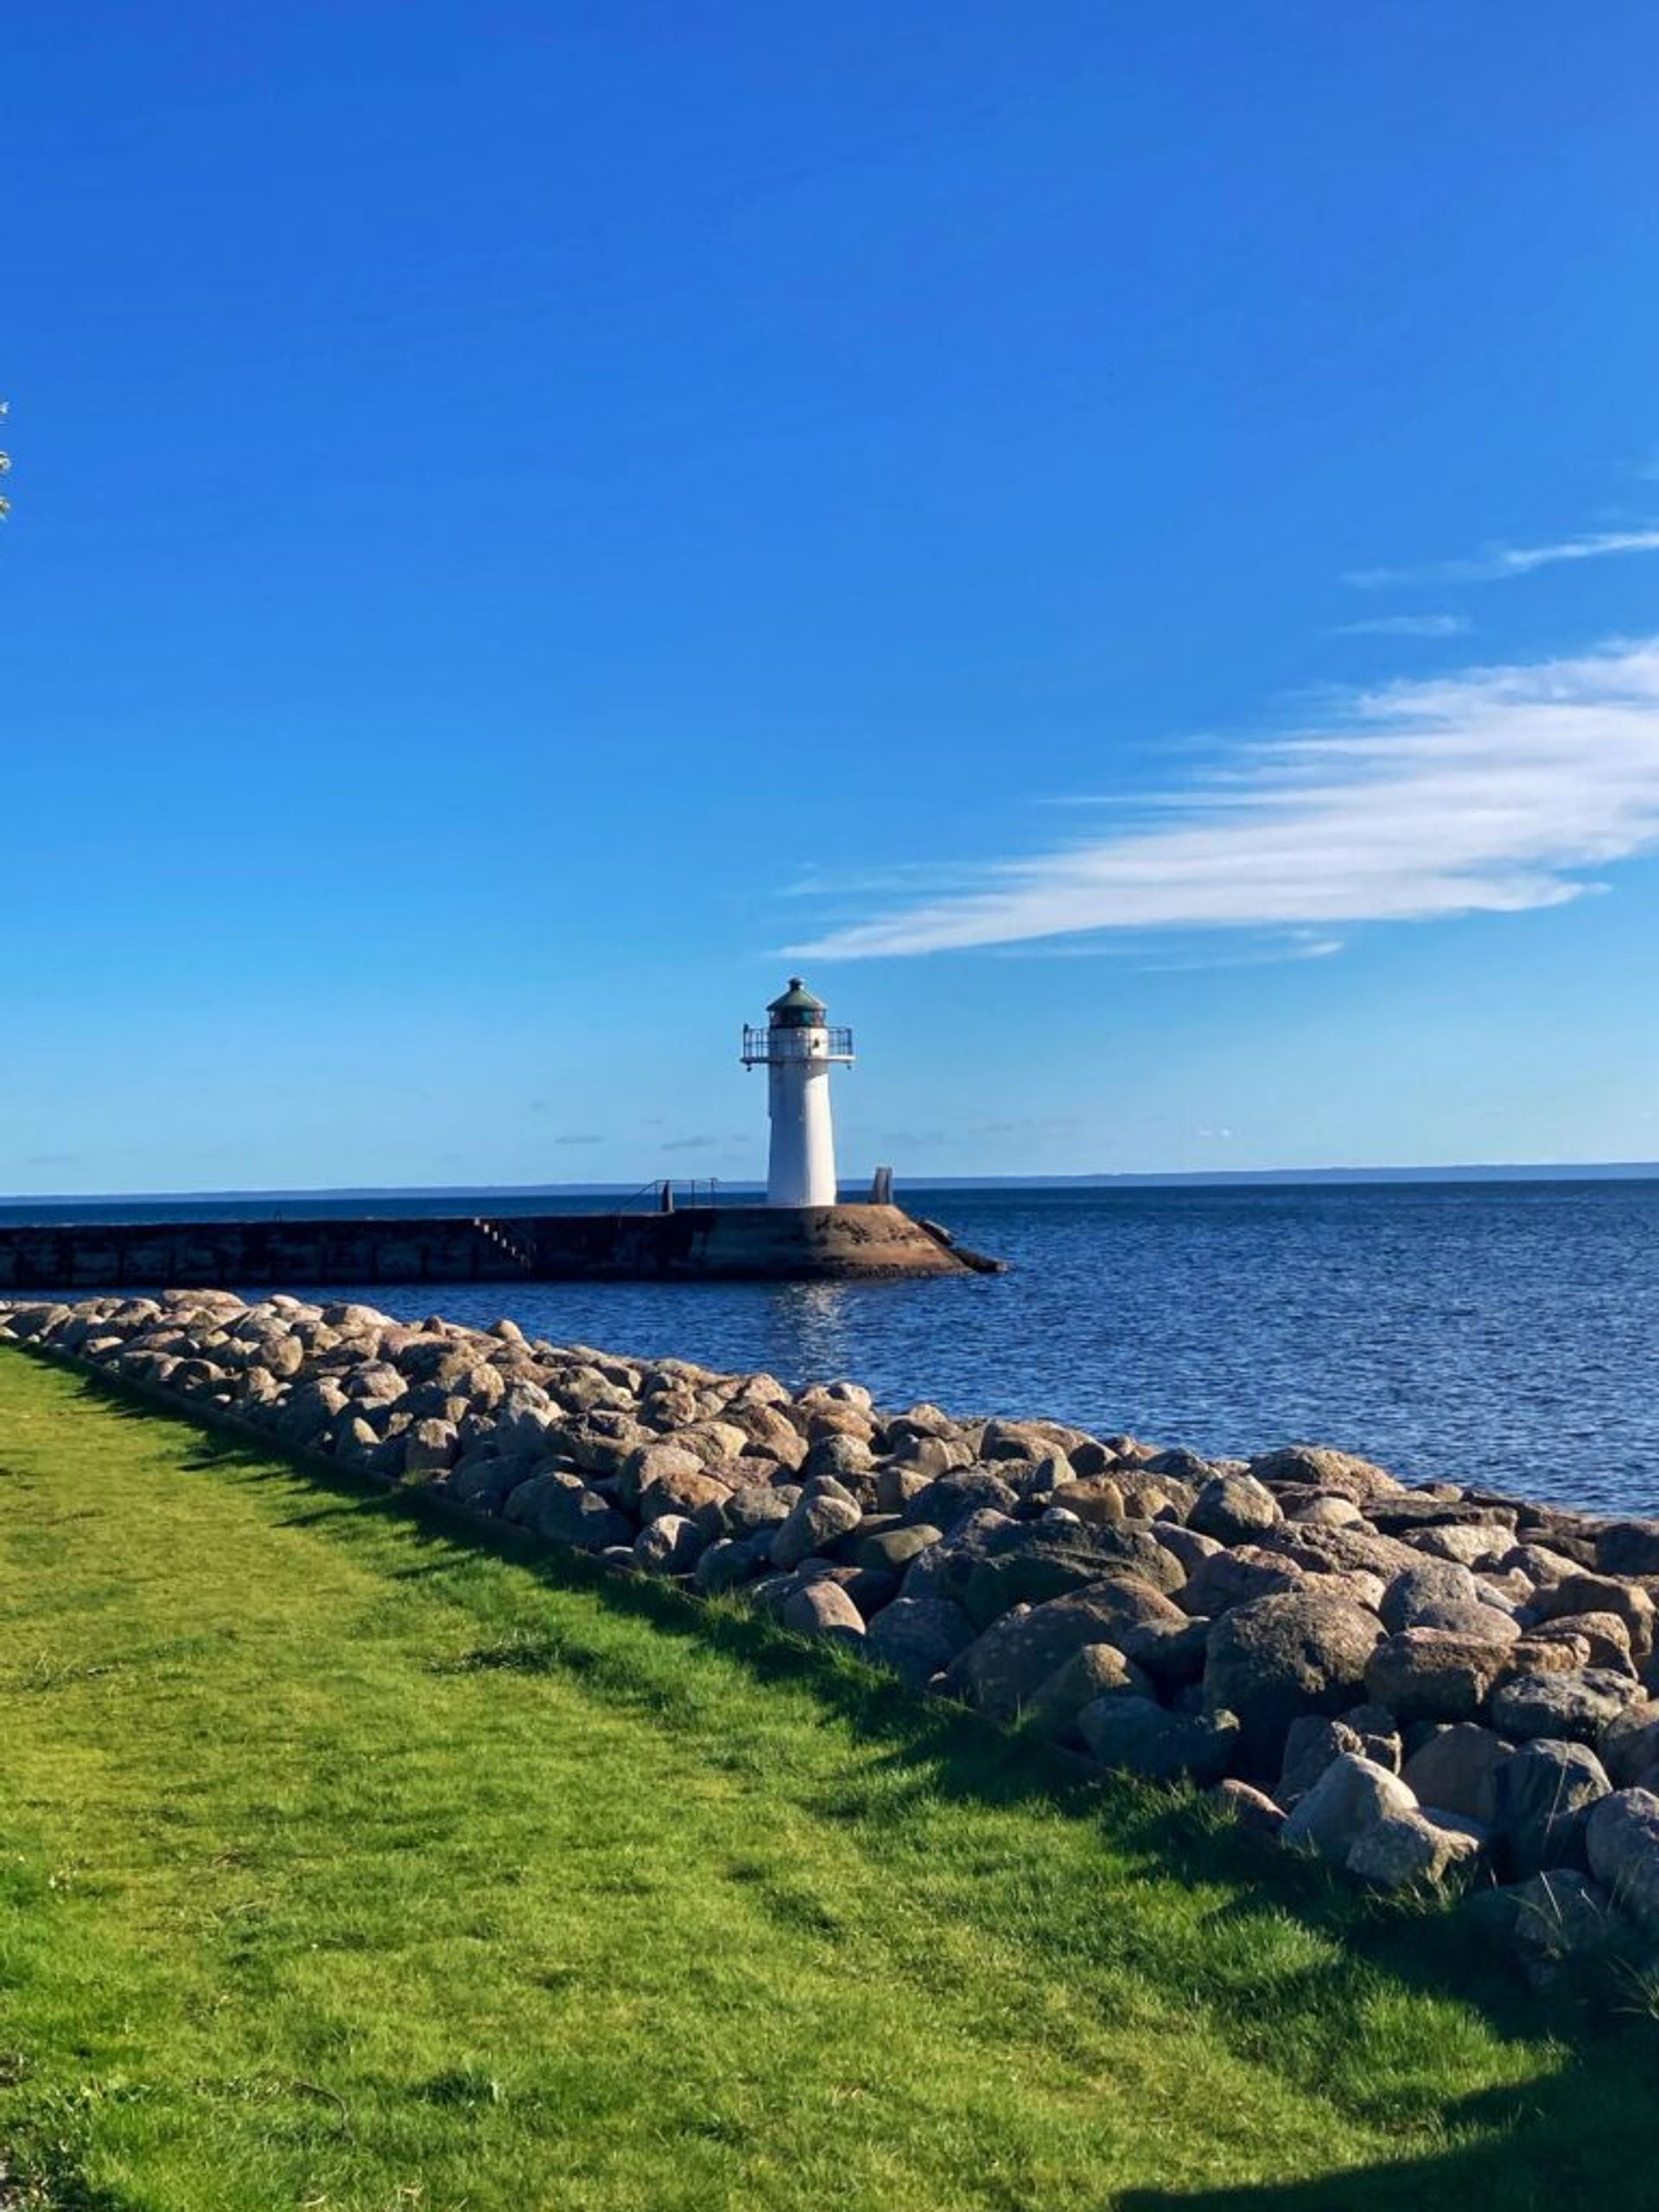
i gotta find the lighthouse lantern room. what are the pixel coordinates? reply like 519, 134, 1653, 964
741, 978, 855, 1207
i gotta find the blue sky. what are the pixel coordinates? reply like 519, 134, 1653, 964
5, 2, 1659, 1192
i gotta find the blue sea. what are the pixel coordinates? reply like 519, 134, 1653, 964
4, 1180, 1656, 1516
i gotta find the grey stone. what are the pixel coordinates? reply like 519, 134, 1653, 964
693, 1534, 772, 1594
1148, 1523, 1224, 1576
1379, 1560, 1516, 1639
865, 1596, 978, 1690
400, 1416, 459, 1476
1347, 1808, 1482, 1890
502, 1471, 634, 1551
1119, 1616, 1211, 1690
1599, 1700, 1659, 1788
800, 1432, 874, 1483
1289, 1495, 1365, 1529
768, 1490, 864, 1571
1277, 1716, 1369, 1808
779, 1580, 867, 1640
1407, 1522, 1514, 1569
1189, 1473, 1281, 1545
1492, 1738, 1611, 1878
1363, 1629, 1516, 1726
1333, 1701, 1403, 1770
1282, 1752, 1417, 1862
1595, 1522, 1659, 1579
1249, 1446, 1402, 1503
1508, 1870, 1626, 1984
1584, 1788, 1659, 1934
1077, 1695, 1239, 1784
722, 1483, 798, 1537
1489, 1669, 1642, 1745
1024, 1643, 1154, 1739
444, 1448, 544, 1513
899, 1510, 1017, 1602
954, 1521, 1183, 1630
950, 1578, 1186, 1724
905, 1469, 1021, 1529
856, 1522, 943, 1576
1179, 1546, 1301, 1618
632, 1514, 706, 1575
1203, 1589, 1384, 1770
1402, 1723, 1514, 1825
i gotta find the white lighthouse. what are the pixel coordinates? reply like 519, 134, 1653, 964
741, 977, 855, 1207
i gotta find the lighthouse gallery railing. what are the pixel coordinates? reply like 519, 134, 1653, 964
741, 1025, 855, 1062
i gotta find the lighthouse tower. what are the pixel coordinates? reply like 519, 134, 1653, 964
741, 978, 855, 1207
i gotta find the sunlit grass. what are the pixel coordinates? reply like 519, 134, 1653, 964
0, 1343, 1649, 2211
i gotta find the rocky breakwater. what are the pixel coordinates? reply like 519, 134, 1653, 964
7, 1287, 1659, 1997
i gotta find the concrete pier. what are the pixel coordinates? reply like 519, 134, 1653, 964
0, 1203, 1001, 1292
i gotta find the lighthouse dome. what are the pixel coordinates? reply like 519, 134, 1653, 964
767, 976, 827, 1029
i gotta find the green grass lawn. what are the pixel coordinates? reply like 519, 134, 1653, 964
0, 1344, 1652, 2212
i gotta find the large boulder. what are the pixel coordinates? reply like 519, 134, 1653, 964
1189, 1474, 1281, 1546
1077, 1696, 1239, 1784
1534, 1573, 1656, 1656
722, 1483, 798, 1538
1363, 1629, 1516, 1726
1533, 1613, 1637, 1675
865, 1597, 978, 1691
638, 1465, 733, 1529
1347, 1808, 1483, 1890
1595, 1522, 1659, 1579
1204, 1589, 1384, 1770
502, 1471, 633, 1551
1489, 1669, 1643, 1745
779, 1580, 867, 1642
442, 1447, 546, 1514
632, 1515, 706, 1575
950, 1579, 1185, 1724
769, 1486, 863, 1571
618, 1440, 707, 1510
1048, 1477, 1127, 1525
1276, 1716, 1372, 1808
1402, 1723, 1514, 1825
1249, 1446, 1402, 1503
1492, 1738, 1611, 1878
1179, 1547, 1301, 1618
857, 1523, 943, 1576
952, 1520, 1184, 1630
1504, 1871, 1627, 1992
1599, 1700, 1659, 1789
1584, 1788, 1659, 1933
694, 1534, 773, 1594
905, 1469, 1021, 1529
1378, 1560, 1516, 1640
1119, 1616, 1211, 1692
1024, 1643, 1153, 1740
1281, 1753, 1417, 1864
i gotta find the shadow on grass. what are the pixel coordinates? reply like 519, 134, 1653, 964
41, 1359, 1659, 2209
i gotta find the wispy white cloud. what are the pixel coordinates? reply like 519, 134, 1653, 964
1346, 529, 1659, 588
786, 638, 1659, 961
1332, 613, 1471, 639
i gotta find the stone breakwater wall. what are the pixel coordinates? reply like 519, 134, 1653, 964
7, 1287, 1659, 1996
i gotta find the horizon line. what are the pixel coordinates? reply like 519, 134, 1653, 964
3, 1159, 1658, 1208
